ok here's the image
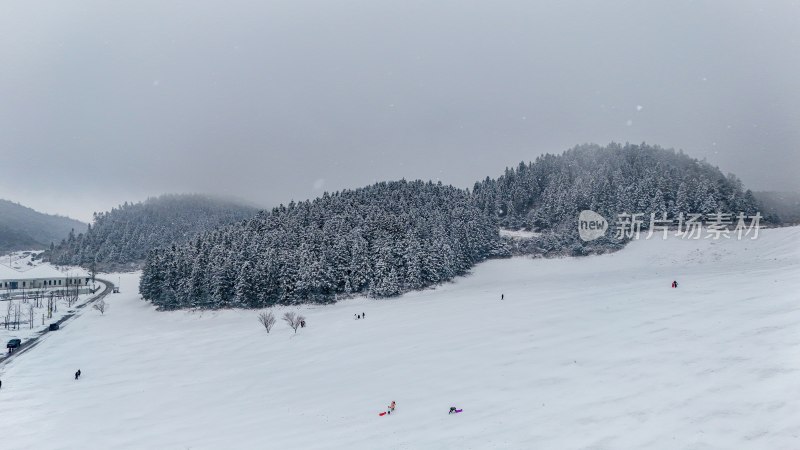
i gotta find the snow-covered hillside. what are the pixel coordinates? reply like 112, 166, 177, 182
0, 250, 44, 270
0, 227, 799, 449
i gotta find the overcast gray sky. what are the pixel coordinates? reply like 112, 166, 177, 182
1, 0, 798, 222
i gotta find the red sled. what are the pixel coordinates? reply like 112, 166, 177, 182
378, 412, 387, 416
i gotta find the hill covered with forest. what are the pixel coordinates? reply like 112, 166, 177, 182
0, 199, 86, 253
140, 181, 505, 309
473, 142, 760, 255
140, 143, 762, 309
45, 194, 260, 270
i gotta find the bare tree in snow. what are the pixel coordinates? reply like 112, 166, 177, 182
67, 282, 80, 307
282, 311, 302, 333
258, 310, 276, 333
13, 304, 21, 330
93, 299, 107, 315
4, 300, 11, 329
47, 292, 55, 318
30, 288, 41, 308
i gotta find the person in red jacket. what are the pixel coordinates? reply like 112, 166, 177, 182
387, 401, 396, 414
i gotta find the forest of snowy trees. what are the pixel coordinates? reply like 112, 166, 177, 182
133, 143, 763, 309
45, 194, 258, 270
139, 181, 505, 309
473, 143, 760, 255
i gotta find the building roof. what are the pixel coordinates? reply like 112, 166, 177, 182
0, 264, 20, 279
0, 263, 87, 280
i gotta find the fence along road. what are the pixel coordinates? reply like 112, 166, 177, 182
0, 278, 114, 367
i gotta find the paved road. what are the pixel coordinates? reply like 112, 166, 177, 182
0, 278, 114, 367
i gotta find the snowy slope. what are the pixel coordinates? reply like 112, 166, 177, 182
0, 227, 799, 449
0, 250, 44, 270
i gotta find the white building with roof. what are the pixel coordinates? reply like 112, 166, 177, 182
0, 264, 90, 291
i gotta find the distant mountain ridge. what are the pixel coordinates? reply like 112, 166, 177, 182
0, 199, 86, 253
754, 191, 800, 224
44, 194, 261, 270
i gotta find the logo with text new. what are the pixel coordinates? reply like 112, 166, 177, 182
578, 210, 608, 241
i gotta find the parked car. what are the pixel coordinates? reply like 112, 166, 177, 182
49, 323, 60, 331
6, 338, 21, 349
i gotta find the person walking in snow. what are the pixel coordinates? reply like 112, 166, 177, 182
362, 312, 365, 319
449, 407, 458, 414
501, 293, 504, 300
671, 280, 678, 288
75, 369, 81, 380
300, 319, 306, 328
387, 401, 396, 415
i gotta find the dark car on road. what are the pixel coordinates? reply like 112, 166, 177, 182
49, 323, 60, 331
6, 338, 21, 349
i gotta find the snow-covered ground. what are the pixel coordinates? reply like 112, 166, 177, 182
0, 227, 799, 449
0, 250, 44, 270
499, 228, 541, 239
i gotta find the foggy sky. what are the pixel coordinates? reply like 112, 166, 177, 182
1, 0, 798, 222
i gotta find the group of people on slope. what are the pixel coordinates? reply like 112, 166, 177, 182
383, 401, 462, 416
